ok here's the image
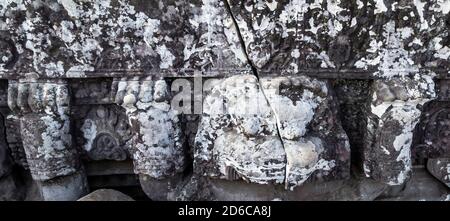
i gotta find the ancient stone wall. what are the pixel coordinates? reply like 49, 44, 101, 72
0, 0, 449, 201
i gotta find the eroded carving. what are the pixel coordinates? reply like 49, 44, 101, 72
195, 75, 350, 190
7, 79, 79, 181
364, 74, 436, 185
112, 77, 186, 179
74, 105, 132, 161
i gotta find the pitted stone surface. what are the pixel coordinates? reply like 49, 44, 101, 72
260, 76, 350, 189
195, 75, 286, 185
113, 77, 186, 179
195, 75, 350, 189
7, 80, 79, 181
74, 105, 132, 161
0, 0, 449, 201
0, 0, 250, 77
427, 158, 450, 188
364, 74, 436, 185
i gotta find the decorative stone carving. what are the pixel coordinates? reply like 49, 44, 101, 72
195, 75, 286, 185
364, 74, 436, 185
74, 105, 132, 161
112, 76, 186, 179
227, 0, 379, 72
195, 75, 350, 190
260, 76, 350, 188
0, 0, 448, 201
7, 79, 80, 181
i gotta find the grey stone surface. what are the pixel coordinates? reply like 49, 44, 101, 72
38, 171, 89, 201
363, 75, 436, 185
74, 105, 132, 161
0, 113, 12, 178
376, 168, 450, 201
427, 158, 450, 188
0, 0, 250, 78
8, 80, 80, 181
78, 189, 134, 201
0, 173, 25, 201
0, 0, 449, 201
113, 77, 187, 179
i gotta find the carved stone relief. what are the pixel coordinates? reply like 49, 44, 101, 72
74, 105, 132, 161
112, 77, 187, 179
0, 0, 449, 201
7, 79, 80, 181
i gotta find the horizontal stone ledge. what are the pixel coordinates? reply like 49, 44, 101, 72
0, 68, 449, 80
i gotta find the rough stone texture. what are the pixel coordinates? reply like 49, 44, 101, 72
74, 105, 132, 161
260, 76, 350, 188
0, 0, 449, 201
0, 0, 250, 78
4, 113, 27, 169
376, 168, 450, 201
364, 75, 436, 185
413, 101, 450, 161
333, 80, 372, 169
427, 158, 450, 188
195, 75, 286, 185
195, 75, 350, 190
0, 113, 12, 178
138, 173, 185, 201
78, 189, 134, 201
7, 80, 80, 181
113, 77, 187, 179
37, 170, 89, 201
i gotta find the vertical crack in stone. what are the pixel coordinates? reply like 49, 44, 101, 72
223, 0, 288, 186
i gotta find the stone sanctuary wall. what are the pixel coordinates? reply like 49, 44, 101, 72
0, 0, 449, 201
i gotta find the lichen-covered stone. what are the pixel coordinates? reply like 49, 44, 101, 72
195, 75, 286, 185
74, 105, 132, 161
364, 74, 436, 185
0, 0, 250, 78
260, 76, 350, 189
427, 158, 450, 188
7, 80, 80, 181
412, 102, 450, 161
0, 0, 448, 201
113, 77, 186, 179
195, 75, 350, 190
